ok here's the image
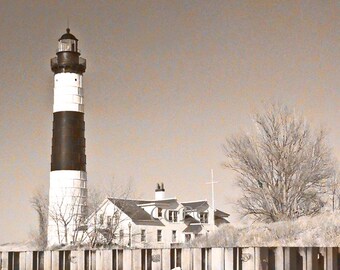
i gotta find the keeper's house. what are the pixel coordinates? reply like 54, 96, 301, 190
85, 183, 229, 248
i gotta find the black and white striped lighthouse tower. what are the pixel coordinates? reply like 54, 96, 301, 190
48, 28, 87, 245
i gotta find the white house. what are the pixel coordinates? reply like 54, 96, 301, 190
84, 183, 229, 248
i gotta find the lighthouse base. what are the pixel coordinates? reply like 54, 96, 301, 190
47, 170, 87, 246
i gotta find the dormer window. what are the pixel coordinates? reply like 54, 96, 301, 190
158, 208, 162, 218
199, 212, 208, 223
169, 210, 178, 222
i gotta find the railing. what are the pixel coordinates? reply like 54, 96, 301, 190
50, 57, 86, 73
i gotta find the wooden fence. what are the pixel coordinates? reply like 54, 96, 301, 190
0, 247, 339, 270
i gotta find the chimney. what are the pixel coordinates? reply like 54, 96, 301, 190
155, 182, 165, 200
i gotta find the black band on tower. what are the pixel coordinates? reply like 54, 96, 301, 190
51, 111, 86, 171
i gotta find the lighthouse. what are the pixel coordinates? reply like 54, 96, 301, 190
48, 28, 87, 246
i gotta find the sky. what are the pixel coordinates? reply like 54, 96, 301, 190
0, 0, 339, 244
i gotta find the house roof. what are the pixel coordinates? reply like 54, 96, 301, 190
103, 197, 229, 227
214, 209, 230, 218
107, 198, 164, 226
184, 214, 199, 225
182, 200, 209, 211
182, 200, 230, 218
137, 198, 179, 209
183, 224, 203, 234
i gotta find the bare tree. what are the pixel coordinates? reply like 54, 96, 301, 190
48, 191, 86, 245
30, 188, 49, 248
223, 104, 334, 222
326, 170, 340, 211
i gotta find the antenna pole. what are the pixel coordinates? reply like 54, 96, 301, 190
206, 169, 218, 229
211, 169, 215, 212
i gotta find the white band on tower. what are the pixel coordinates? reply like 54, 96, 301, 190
53, 73, 84, 113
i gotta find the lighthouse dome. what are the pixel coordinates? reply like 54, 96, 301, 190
58, 28, 78, 41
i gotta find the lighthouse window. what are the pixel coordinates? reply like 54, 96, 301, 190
58, 39, 77, 52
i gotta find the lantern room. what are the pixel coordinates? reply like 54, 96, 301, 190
58, 28, 78, 53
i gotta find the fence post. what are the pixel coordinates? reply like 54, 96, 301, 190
325, 247, 338, 270
255, 247, 269, 270
19, 252, 26, 270
44, 251, 52, 270
151, 249, 162, 270
241, 247, 256, 270
77, 250, 85, 270
131, 249, 141, 270
298, 248, 307, 270
274, 247, 284, 270
25, 251, 33, 270
284, 247, 298, 270
225, 248, 236, 270
180, 248, 191, 270
161, 248, 171, 270
123, 249, 132, 270
191, 248, 201, 270
70, 250, 78, 270
52, 250, 59, 270
210, 248, 224, 270
2, 252, 8, 270
306, 247, 318, 270
102, 249, 112, 270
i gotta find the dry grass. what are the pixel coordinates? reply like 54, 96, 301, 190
190, 211, 340, 247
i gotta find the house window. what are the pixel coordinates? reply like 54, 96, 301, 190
199, 212, 208, 223
81, 205, 87, 215
99, 214, 104, 225
185, 234, 191, 243
172, 230, 177, 242
80, 188, 87, 197
169, 211, 178, 222
77, 215, 84, 224
141, 229, 146, 242
157, 230, 162, 242
107, 216, 112, 227
113, 211, 119, 222
119, 229, 124, 241
158, 208, 162, 218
